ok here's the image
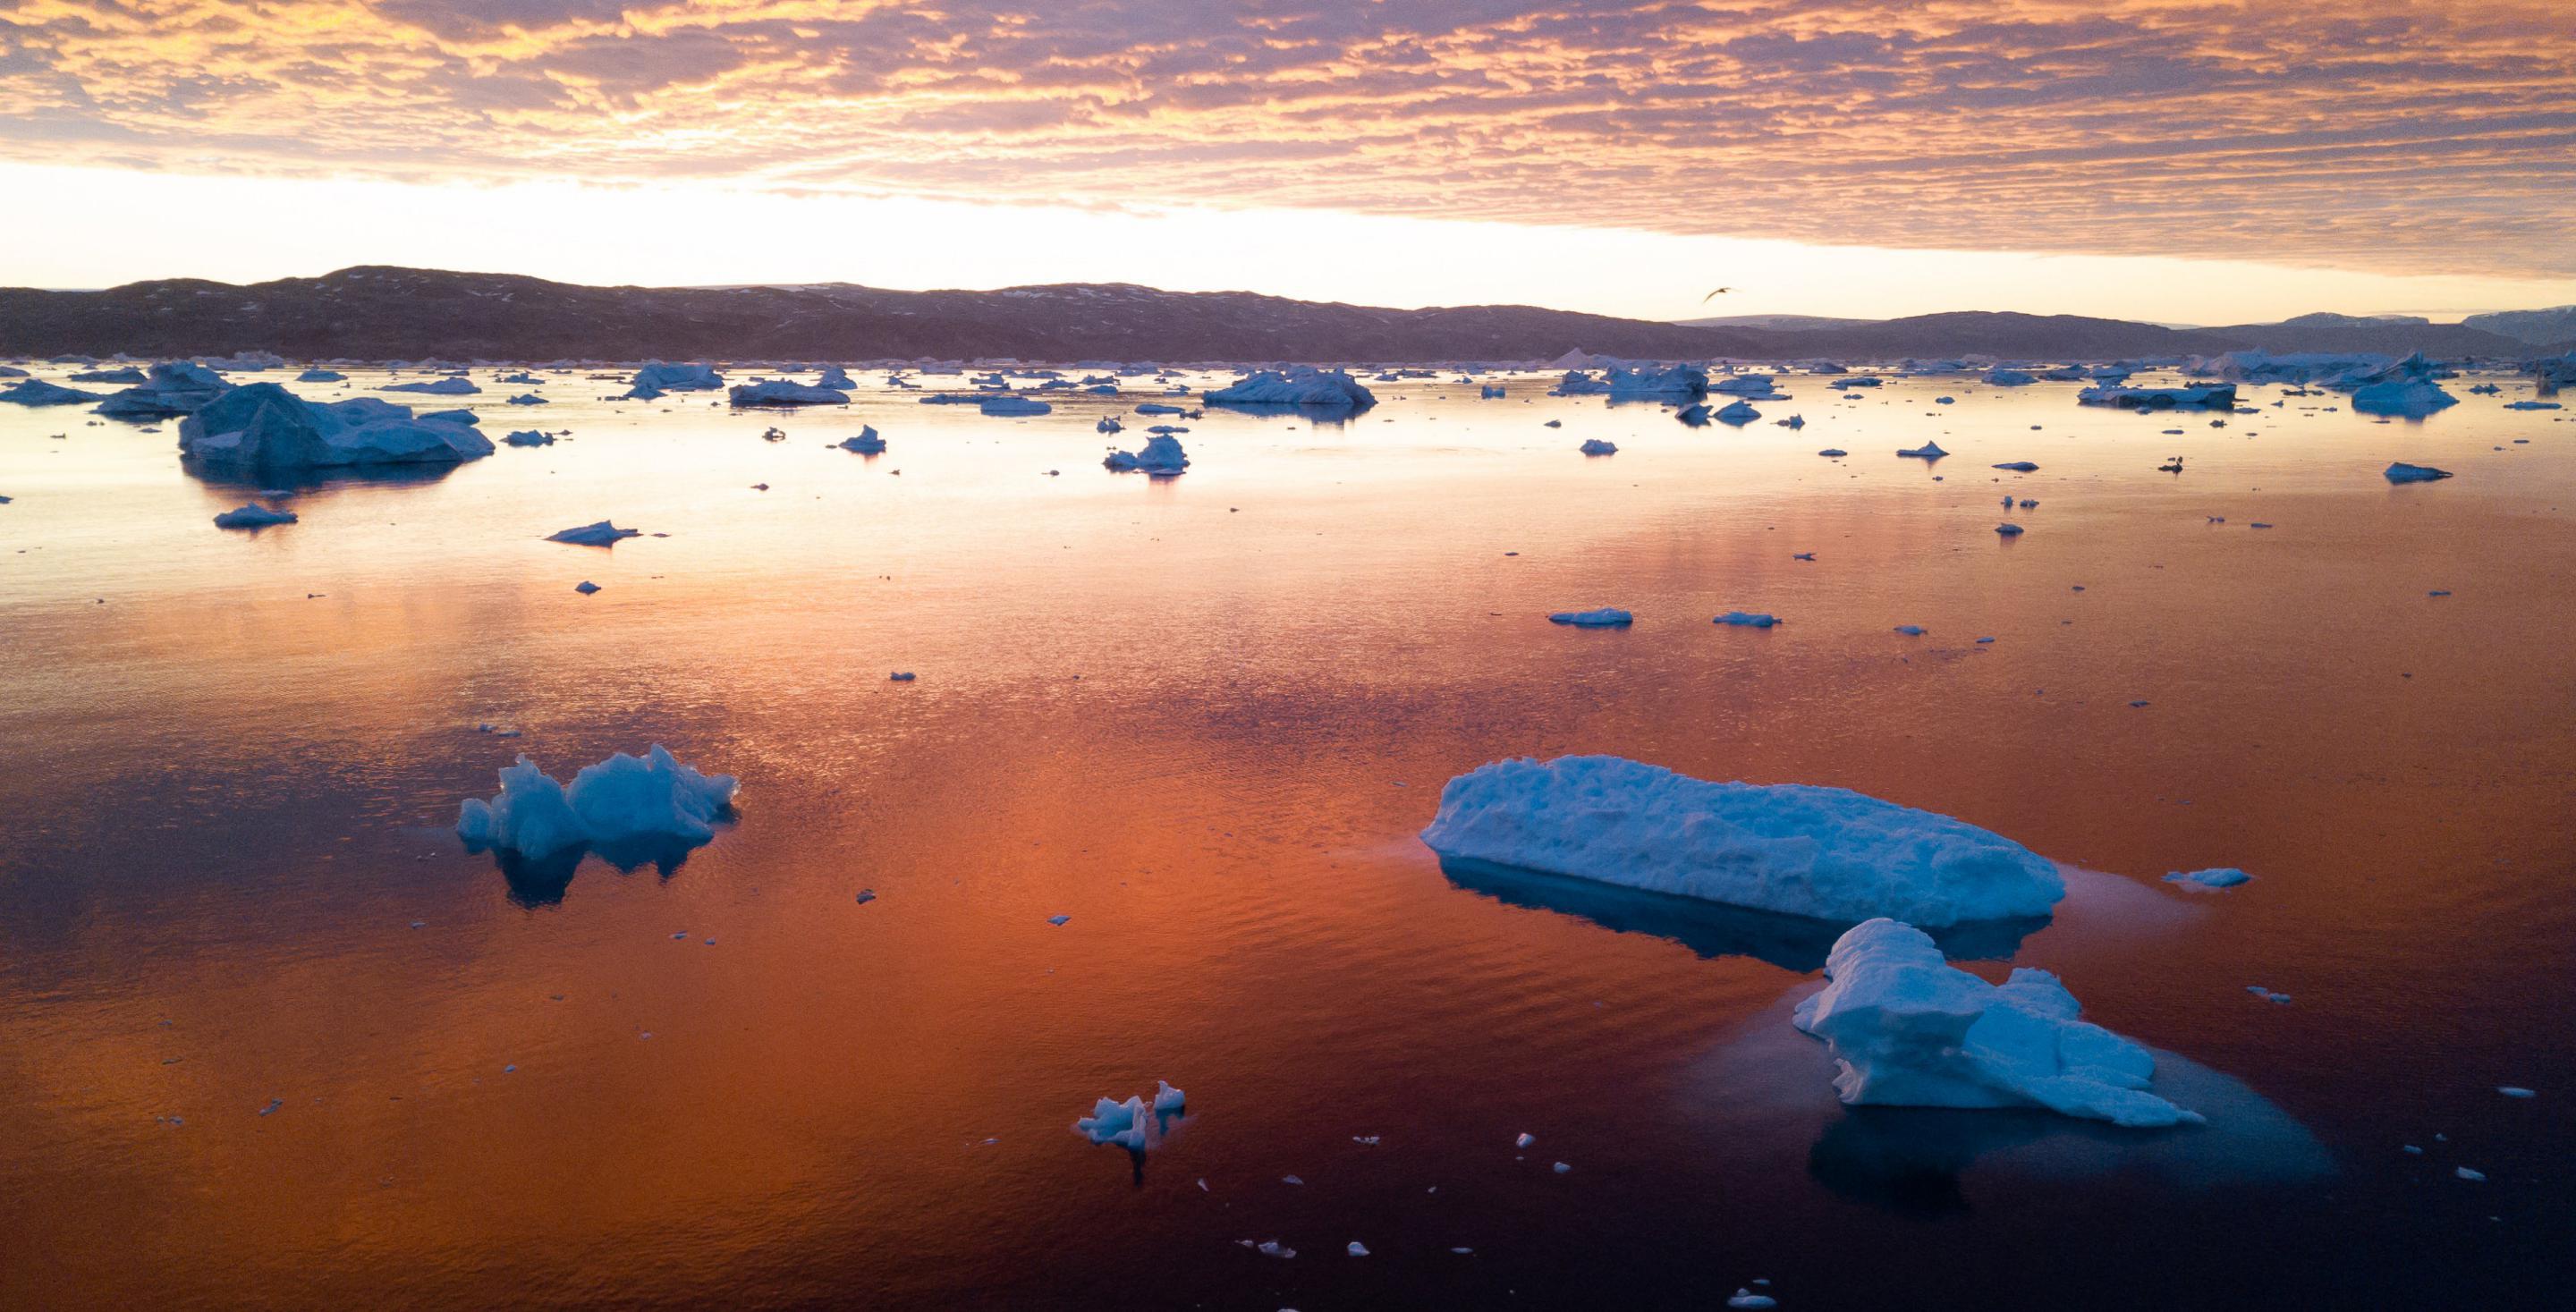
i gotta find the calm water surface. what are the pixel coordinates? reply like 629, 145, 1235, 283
3, 365, 2572, 1309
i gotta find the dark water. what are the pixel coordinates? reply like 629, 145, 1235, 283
4, 367, 2572, 1308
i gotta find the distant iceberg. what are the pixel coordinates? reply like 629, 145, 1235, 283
1793, 918, 2199, 1127
1547, 608, 1632, 627
504, 429, 555, 447
384, 377, 480, 395
2351, 379, 2456, 418
1982, 368, 2036, 386
0, 379, 106, 407
1580, 438, 1617, 455
177, 383, 494, 469
2383, 461, 2453, 483
2189, 351, 2390, 385
1074, 1081, 1187, 1150
547, 520, 640, 546
1715, 400, 1761, 425
1205, 368, 1378, 409
213, 503, 297, 529
1419, 756, 2063, 927
840, 426, 886, 453
1605, 363, 1709, 400
729, 378, 850, 407
456, 746, 738, 858
296, 368, 346, 383
1713, 374, 1784, 396
2077, 384, 2236, 410
979, 395, 1052, 416
94, 361, 232, 418
631, 362, 724, 394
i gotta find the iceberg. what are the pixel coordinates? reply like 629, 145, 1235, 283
631, 362, 724, 393
1549, 370, 1612, 395
384, 377, 480, 395
1, 379, 106, 407
1829, 377, 1882, 389
505, 394, 547, 406
1205, 368, 1377, 408
93, 361, 232, 418
2383, 461, 2453, 483
2351, 379, 2456, 418
1547, 608, 1632, 627
503, 429, 555, 447
177, 384, 494, 469
817, 367, 854, 389
295, 368, 346, 383
729, 378, 850, 407
1419, 756, 2063, 927
69, 366, 147, 384
1604, 363, 1708, 400
1996, 522, 2025, 536
979, 395, 1052, 416
1983, 368, 2036, 386
1992, 461, 2038, 471
1579, 438, 1617, 455
1896, 441, 1947, 459
455, 746, 738, 858
1715, 400, 1761, 425
1103, 433, 1188, 473
2189, 351, 2391, 385
1792, 918, 2199, 1127
840, 426, 886, 453
2164, 868, 2251, 890
2077, 385, 2236, 410
1714, 374, 1784, 396
1715, 611, 1780, 627
547, 521, 640, 546
213, 503, 297, 529
1073, 1081, 1186, 1150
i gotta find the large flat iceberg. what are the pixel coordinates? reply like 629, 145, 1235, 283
1204, 368, 1377, 409
456, 746, 739, 858
1792, 918, 2200, 1127
1419, 756, 2063, 927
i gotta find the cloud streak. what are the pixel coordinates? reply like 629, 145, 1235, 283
1, 1, 2569, 275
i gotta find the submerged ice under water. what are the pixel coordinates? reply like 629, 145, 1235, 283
1, 362, 2572, 1310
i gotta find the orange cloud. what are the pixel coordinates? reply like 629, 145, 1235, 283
0, 1, 2569, 275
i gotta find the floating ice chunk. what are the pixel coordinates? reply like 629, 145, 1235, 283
1580, 438, 1617, 455
296, 369, 346, 383
178, 385, 493, 469
2503, 400, 2562, 411
1553, 1161, 1572, 1173
1830, 377, 1882, 389
1996, 523, 2025, 537
1716, 611, 1781, 627
1347, 1241, 1370, 1257
1257, 1241, 1295, 1258
1206, 368, 1377, 408
840, 426, 886, 453
889, 672, 917, 681
1896, 442, 1947, 459
1516, 1132, 1536, 1147
1421, 756, 2064, 927
1727, 1291, 1777, 1309
1817, 448, 1848, 458
1893, 624, 1926, 636
2164, 868, 2251, 890
547, 521, 640, 546
2455, 1167, 2485, 1181
1, 380, 106, 406
817, 367, 854, 389
1782, 414, 1805, 428
213, 504, 297, 529
2383, 462, 2453, 483
456, 745, 737, 857
574, 580, 600, 595
631, 362, 724, 393
1674, 402, 1710, 427
1714, 400, 1762, 425
96, 362, 230, 418
1992, 461, 2038, 471
1074, 1096, 1149, 1148
385, 377, 479, 395
1047, 914, 1071, 926
1104, 433, 1189, 473
1548, 608, 1632, 627
730, 378, 850, 407
1793, 918, 2199, 1127
504, 429, 554, 446
1134, 402, 1185, 415
1602, 363, 1709, 399
1715, 374, 1783, 396
1984, 368, 2036, 386
2079, 385, 2236, 410
2246, 986, 2292, 1004
505, 394, 547, 406
1153, 1080, 1186, 1112
1096, 417, 1123, 434
2351, 379, 2457, 418
979, 395, 1052, 416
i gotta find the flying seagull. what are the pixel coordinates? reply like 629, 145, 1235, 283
1700, 287, 1734, 302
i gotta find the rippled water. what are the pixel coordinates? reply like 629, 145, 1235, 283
4, 365, 2572, 1309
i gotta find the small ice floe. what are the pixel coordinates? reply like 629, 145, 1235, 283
1096, 417, 1123, 434
297, 368, 346, 383
1552, 1161, 1572, 1173
546, 521, 640, 546
1255, 1241, 1295, 1258
1516, 1132, 1536, 1147
1548, 608, 1633, 627
0, 379, 106, 407
506, 394, 547, 406
1792, 552, 1815, 561
2351, 379, 2457, 419
1205, 368, 1377, 408
855, 889, 877, 904
2455, 1167, 2486, 1182
889, 671, 917, 681
1780, 415, 1806, 428
258, 1098, 284, 1117
1817, 448, 1847, 457
1047, 914, 1071, 926
631, 362, 724, 394
1893, 624, 1926, 635
1992, 461, 2038, 471
1347, 1241, 1370, 1257
1896, 441, 1947, 459
1716, 611, 1781, 627
1795, 918, 2201, 1126
1580, 438, 1617, 455
2080, 384, 2236, 410
1714, 400, 1762, 425
455, 746, 738, 857
385, 377, 480, 395
839, 426, 887, 453
1075, 1082, 1185, 1149
729, 378, 849, 407
1282, 1174, 1304, 1185
2019, 498, 2038, 508
1352, 1135, 1381, 1145
1675, 402, 1711, 426
503, 429, 554, 446
1936, 396, 1956, 404
1135, 402, 1185, 416
2246, 986, 2292, 1004
1984, 368, 2036, 386
2499, 1086, 2536, 1098
574, 580, 600, 595
1421, 756, 2063, 926
1545, 419, 1563, 427
2383, 461, 2453, 483
1996, 523, 2025, 537
2503, 400, 2562, 411
980, 395, 1052, 416
1104, 434, 1188, 474
2164, 868, 2251, 890
1728, 1291, 1778, 1309
213, 503, 297, 529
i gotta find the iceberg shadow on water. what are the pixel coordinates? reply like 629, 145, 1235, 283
1436, 856, 2046, 972
468, 830, 721, 910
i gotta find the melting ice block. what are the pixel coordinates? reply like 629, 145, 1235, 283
1793, 918, 2200, 1127
456, 745, 738, 857
1420, 756, 2063, 927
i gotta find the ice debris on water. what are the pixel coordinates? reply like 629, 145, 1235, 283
1548, 608, 1632, 627
547, 521, 640, 546
213, 504, 297, 529
2383, 462, 2453, 483
2164, 868, 2251, 890
1716, 611, 1781, 628
1073, 1081, 1185, 1149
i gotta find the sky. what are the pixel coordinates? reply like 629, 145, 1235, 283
2, 1, 2572, 323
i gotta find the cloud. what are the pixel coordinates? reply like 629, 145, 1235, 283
0, 1, 2568, 275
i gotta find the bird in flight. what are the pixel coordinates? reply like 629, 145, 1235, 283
1700, 287, 1734, 302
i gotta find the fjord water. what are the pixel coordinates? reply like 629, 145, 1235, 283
4, 370, 2572, 1309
